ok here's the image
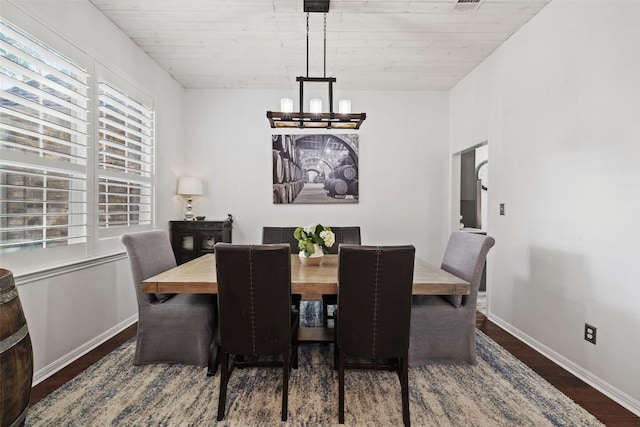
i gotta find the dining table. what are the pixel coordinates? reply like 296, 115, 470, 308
142, 253, 470, 342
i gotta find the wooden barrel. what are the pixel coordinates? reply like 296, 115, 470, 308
348, 179, 359, 195
272, 150, 284, 184
335, 165, 357, 181
325, 178, 348, 196
272, 134, 286, 153
282, 158, 291, 182
1, 269, 33, 427
286, 135, 294, 158
273, 184, 287, 204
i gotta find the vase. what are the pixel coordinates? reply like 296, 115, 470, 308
299, 243, 324, 266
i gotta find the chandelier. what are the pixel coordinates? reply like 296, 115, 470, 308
266, 0, 366, 130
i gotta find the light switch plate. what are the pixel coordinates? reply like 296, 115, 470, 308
500, 203, 505, 215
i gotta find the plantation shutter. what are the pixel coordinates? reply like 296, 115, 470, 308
0, 18, 89, 253
97, 80, 153, 228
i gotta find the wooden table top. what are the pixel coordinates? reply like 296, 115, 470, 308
142, 254, 470, 296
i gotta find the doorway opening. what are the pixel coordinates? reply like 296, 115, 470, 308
452, 142, 488, 314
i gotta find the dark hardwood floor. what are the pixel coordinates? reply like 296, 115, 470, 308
30, 317, 640, 426
475, 313, 640, 426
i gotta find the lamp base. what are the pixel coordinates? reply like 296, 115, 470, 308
184, 197, 195, 221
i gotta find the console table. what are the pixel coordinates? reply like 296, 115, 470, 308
169, 220, 232, 265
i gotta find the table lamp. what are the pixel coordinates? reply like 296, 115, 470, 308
177, 177, 203, 221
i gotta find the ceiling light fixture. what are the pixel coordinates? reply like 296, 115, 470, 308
267, 0, 366, 130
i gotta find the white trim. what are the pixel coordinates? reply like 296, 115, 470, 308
14, 252, 127, 285
31, 314, 138, 386
488, 313, 640, 417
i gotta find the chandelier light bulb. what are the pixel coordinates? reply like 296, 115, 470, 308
338, 99, 351, 114
280, 98, 294, 113
310, 98, 322, 114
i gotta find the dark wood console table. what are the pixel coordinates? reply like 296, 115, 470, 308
169, 220, 232, 265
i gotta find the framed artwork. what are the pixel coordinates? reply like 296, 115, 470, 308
272, 134, 359, 204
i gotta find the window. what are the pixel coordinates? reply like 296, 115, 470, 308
1, 15, 156, 270
97, 80, 154, 229
0, 18, 89, 254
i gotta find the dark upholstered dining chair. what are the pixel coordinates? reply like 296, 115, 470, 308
261, 227, 303, 315
262, 226, 362, 326
334, 245, 415, 427
262, 226, 299, 253
321, 226, 361, 327
121, 230, 217, 371
214, 243, 299, 422
409, 231, 495, 366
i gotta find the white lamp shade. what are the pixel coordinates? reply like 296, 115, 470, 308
280, 98, 294, 113
310, 98, 322, 114
338, 99, 351, 114
177, 177, 203, 196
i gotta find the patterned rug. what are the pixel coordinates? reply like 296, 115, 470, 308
26, 303, 603, 426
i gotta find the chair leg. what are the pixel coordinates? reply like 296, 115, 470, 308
322, 297, 329, 328
292, 327, 299, 370
333, 311, 339, 371
282, 349, 290, 421
217, 351, 230, 421
400, 352, 410, 427
207, 343, 220, 377
338, 350, 345, 424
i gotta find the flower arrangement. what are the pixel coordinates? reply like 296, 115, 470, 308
294, 223, 335, 257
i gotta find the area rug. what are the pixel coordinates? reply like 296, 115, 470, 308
26, 305, 603, 426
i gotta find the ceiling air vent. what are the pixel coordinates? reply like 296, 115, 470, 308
452, 0, 483, 12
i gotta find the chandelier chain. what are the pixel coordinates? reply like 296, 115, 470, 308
323, 13, 327, 78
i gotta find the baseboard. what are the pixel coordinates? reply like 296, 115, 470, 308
488, 312, 640, 417
32, 314, 138, 386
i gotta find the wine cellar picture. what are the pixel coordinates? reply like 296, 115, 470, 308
272, 134, 359, 204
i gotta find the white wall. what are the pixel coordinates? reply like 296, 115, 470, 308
183, 89, 451, 263
450, 0, 640, 414
4, 0, 186, 381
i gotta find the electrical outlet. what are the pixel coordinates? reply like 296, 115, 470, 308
584, 324, 597, 344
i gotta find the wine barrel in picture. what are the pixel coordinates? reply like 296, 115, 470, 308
272, 149, 284, 184
325, 178, 349, 196
272, 134, 286, 153
1, 269, 33, 427
335, 165, 357, 181
348, 179, 359, 196
273, 184, 287, 203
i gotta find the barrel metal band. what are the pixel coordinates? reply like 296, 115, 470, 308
0, 324, 29, 353
0, 287, 19, 304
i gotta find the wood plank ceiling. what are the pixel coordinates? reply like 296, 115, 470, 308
89, 0, 551, 90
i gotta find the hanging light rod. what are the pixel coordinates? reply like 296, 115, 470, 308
267, 0, 366, 130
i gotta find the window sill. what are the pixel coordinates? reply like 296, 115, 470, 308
13, 252, 128, 286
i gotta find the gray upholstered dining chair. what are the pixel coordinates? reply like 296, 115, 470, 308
409, 231, 495, 366
334, 245, 415, 427
215, 243, 299, 422
121, 230, 217, 372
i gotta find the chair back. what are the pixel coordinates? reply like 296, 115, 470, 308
262, 227, 299, 253
215, 243, 292, 356
441, 232, 495, 307
262, 226, 361, 254
121, 230, 177, 304
337, 245, 415, 359
325, 226, 361, 254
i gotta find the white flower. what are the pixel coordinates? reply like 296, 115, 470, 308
320, 230, 335, 247
304, 223, 318, 234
